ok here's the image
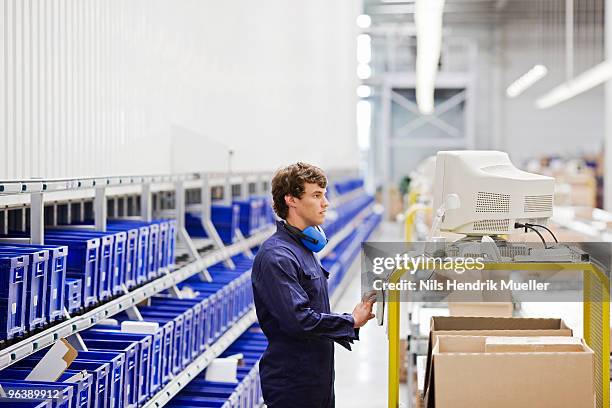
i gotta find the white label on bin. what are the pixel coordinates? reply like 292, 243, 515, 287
33, 296, 37, 306
53, 289, 57, 299
87, 277, 91, 286
12, 303, 16, 314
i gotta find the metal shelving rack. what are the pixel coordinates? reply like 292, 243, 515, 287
0, 169, 376, 408
0, 171, 272, 367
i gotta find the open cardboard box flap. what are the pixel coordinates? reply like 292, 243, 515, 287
425, 335, 594, 408
423, 316, 573, 399
25, 338, 78, 382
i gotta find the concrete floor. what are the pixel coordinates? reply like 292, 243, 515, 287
333, 267, 395, 408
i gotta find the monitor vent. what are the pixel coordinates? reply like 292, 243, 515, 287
476, 192, 510, 213
473, 219, 510, 232
524, 194, 553, 213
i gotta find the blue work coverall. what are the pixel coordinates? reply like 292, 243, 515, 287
252, 221, 359, 408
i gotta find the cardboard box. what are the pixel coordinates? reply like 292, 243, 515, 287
485, 336, 584, 353
416, 393, 425, 408
423, 316, 573, 401
400, 339, 407, 384
448, 302, 513, 318
429, 335, 594, 408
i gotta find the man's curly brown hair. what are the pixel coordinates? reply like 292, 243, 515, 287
271, 162, 327, 220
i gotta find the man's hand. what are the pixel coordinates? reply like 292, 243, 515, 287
352, 298, 376, 328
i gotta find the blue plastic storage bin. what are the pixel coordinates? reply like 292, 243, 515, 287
107, 231, 126, 296
0, 244, 68, 324
179, 283, 231, 335
64, 278, 82, 314
150, 297, 204, 357
134, 309, 184, 374
113, 317, 174, 387
75, 350, 124, 408
0, 249, 47, 332
42, 236, 99, 308
233, 200, 257, 237
80, 339, 138, 408
165, 325, 267, 408
58, 370, 93, 408
14, 357, 107, 408
80, 331, 152, 405
107, 222, 151, 286
45, 231, 114, 302
87, 323, 164, 396
148, 223, 160, 280
0, 368, 92, 408
155, 221, 169, 274
0, 253, 28, 340
109, 220, 161, 280
0, 397, 52, 407
0, 380, 73, 408
103, 226, 138, 290
161, 291, 217, 347
185, 204, 239, 245
166, 220, 177, 269
66, 360, 110, 408
143, 304, 194, 367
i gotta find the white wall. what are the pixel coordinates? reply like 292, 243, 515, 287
168, 1, 361, 173
1, 0, 361, 179
0, 0, 173, 178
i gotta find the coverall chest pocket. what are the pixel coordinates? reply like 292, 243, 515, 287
300, 266, 324, 301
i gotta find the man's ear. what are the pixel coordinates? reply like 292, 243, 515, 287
285, 194, 297, 209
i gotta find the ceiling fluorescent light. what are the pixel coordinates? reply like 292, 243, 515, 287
506, 64, 548, 98
535, 60, 612, 109
357, 34, 372, 64
357, 85, 372, 98
415, 0, 445, 115
356, 14, 372, 29
357, 64, 372, 79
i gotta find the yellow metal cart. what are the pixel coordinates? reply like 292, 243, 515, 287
386, 261, 610, 408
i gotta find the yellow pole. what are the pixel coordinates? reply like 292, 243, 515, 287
388, 296, 400, 408
583, 264, 610, 408
407, 190, 419, 207
403, 204, 432, 242
388, 268, 408, 408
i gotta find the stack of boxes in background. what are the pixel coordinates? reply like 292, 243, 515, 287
525, 156, 600, 208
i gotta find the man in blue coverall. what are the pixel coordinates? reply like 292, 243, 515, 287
252, 162, 376, 408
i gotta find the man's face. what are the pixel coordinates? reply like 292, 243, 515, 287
290, 182, 329, 226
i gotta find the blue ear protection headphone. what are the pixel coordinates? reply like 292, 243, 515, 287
283, 222, 328, 253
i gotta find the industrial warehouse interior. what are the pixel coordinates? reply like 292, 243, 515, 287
0, 0, 611, 407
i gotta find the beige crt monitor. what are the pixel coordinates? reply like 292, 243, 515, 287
432, 150, 555, 236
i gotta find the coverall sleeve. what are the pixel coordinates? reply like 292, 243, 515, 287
254, 247, 358, 341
